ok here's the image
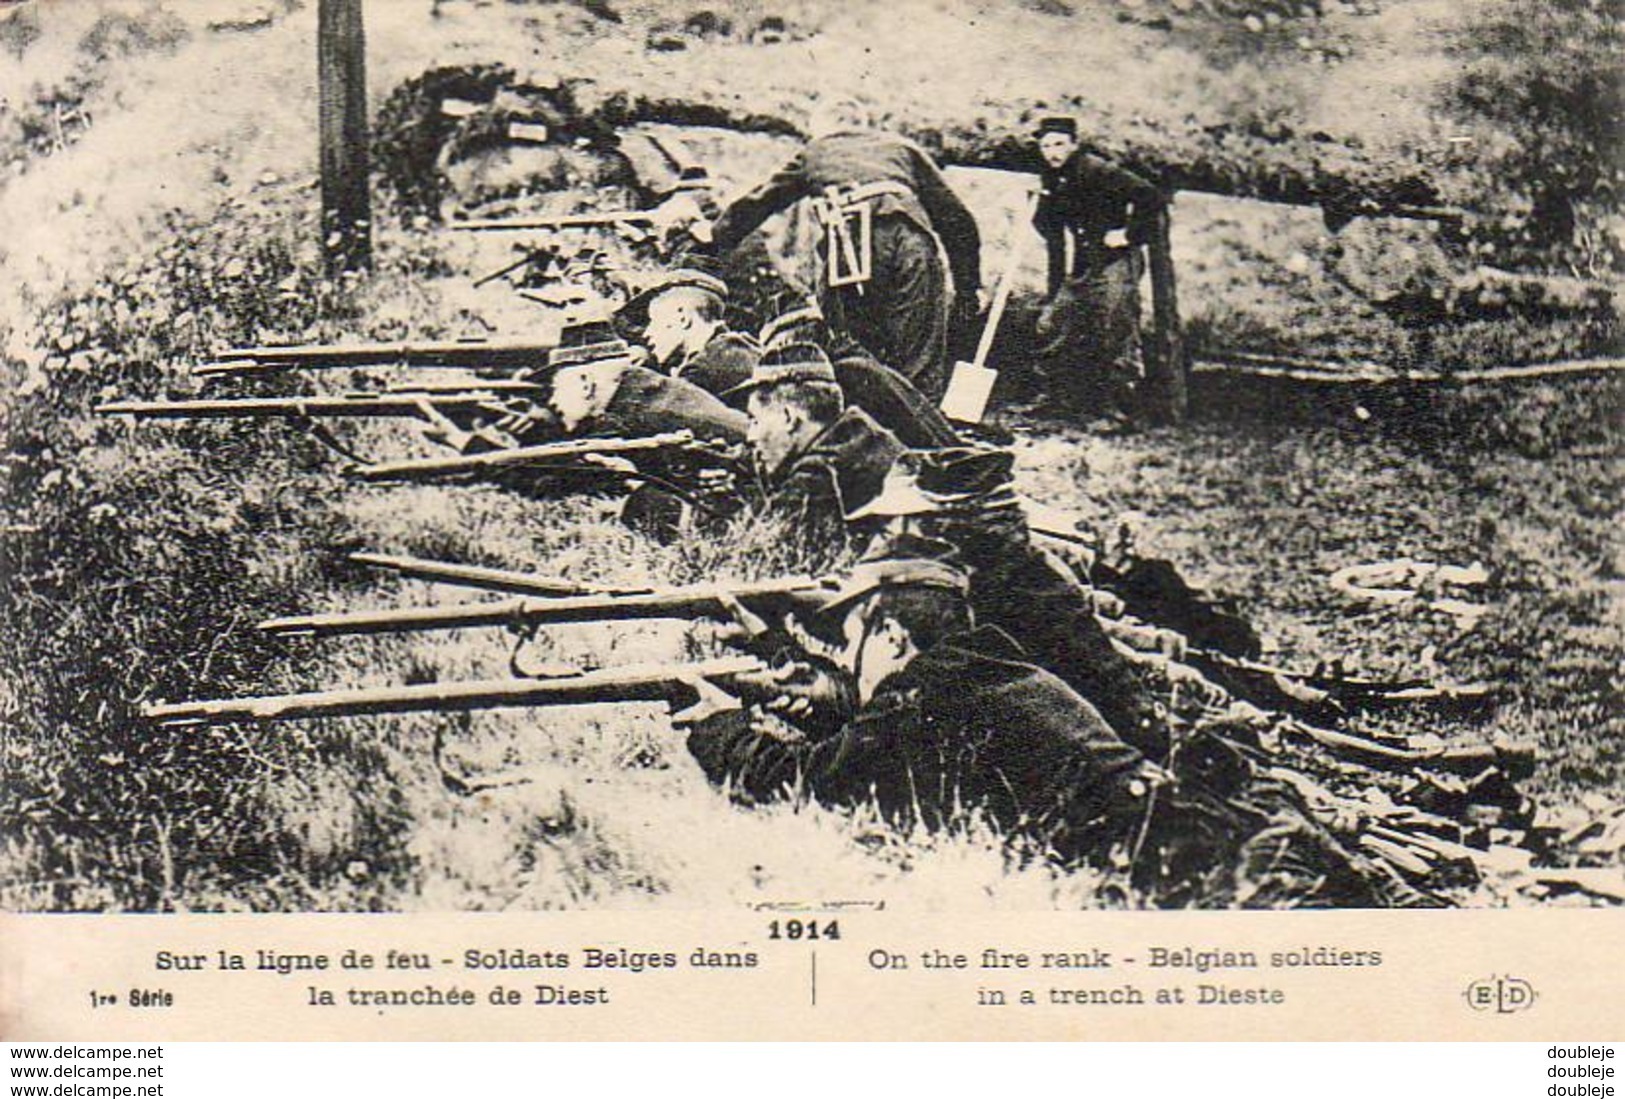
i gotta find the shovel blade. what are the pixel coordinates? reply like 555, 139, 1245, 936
940, 360, 999, 424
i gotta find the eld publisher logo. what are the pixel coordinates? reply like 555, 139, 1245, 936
1464, 975, 1537, 1014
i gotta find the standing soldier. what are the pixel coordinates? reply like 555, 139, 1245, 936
620, 269, 761, 403
700, 99, 984, 402
1030, 117, 1165, 421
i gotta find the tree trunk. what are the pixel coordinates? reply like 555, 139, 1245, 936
1143, 203, 1186, 424
318, 0, 372, 275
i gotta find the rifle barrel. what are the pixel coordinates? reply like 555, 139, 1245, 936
143, 657, 764, 727
259, 575, 827, 638
95, 393, 511, 420
450, 211, 658, 232
197, 339, 552, 376
349, 552, 631, 597
351, 431, 694, 482
385, 378, 547, 395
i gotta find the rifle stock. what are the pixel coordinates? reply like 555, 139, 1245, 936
1189, 647, 1498, 720
143, 657, 765, 727
1281, 719, 1536, 779
259, 575, 831, 638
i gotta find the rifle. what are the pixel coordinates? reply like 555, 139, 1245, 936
258, 575, 833, 638
1278, 718, 1536, 780
382, 379, 547, 396
348, 551, 633, 598
143, 656, 766, 728
1188, 648, 1498, 721
349, 430, 699, 483
195, 338, 555, 378
472, 239, 568, 289
96, 388, 537, 422
449, 211, 659, 233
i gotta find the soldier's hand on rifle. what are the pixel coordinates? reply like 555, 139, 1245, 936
975, 286, 992, 314
780, 607, 849, 667
412, 396, 475, 452
650, 191, 714, 248
685, 437, 743, 463
1039, 540, 1097, 588
1163, 660, 1228, 711
1124, 760, 1175, 800
1091, 589, 1126, 619
650, 190, 703, 229
715, 592, 771, 640
695, 466, 737, 499
581, 453, 639, 474
1104, 228, 1131, 250
733, 660, 854, 726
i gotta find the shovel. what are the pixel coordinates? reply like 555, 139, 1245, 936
940, 187, 1040, 424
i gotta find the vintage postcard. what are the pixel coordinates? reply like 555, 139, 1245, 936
0, 0, 1620, 1043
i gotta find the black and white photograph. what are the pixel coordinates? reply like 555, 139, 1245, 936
1, 0, 1620, 925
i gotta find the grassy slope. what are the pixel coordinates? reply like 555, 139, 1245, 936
1, 0, 1619, 912
1005, 376, 1624, 809
0, 2, 1104, 912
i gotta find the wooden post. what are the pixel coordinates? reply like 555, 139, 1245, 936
318, 0, 372, 275
1144, 201, 1186, 424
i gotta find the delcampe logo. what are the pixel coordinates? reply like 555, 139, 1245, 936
1464, 975, 1538, 1014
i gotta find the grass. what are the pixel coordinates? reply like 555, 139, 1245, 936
1, 0, 1620, 913
1001, 372, 1625, 811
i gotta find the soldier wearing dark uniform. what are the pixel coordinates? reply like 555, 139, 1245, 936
730, 344, 905, 554
547, 323, 749, 538
685, 557, 1156, 862
704, 107, 983, 401
847, 447, 1168, 759
758, 303, 962, 449
412, 322, 746, 523
391, 323, 743, 529
470, 321, 748, 447
597, 365, 748, 444
688, 553, 1416, 905
1031, 116, 1165, 419
619, 269, 761, 403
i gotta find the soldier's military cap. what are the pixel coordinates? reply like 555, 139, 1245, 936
812, 551, 971, 621
725, 342, 840, 399
1035, 116, 1079, 139
758, 302, 828, 352
846, 446, 1020, 520
618, 266, 731, 328
547, 320, 634, 369
858, 530, 963, 566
